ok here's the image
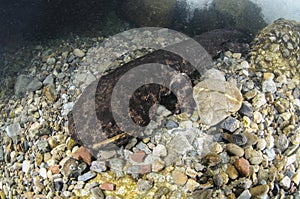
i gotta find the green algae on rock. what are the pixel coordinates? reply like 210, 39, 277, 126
249, 19, 300, 78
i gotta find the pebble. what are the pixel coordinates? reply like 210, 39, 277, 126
280, 176, 291, 189
244, 132, 258, 146
245, 148, 263, 165
239, 102, 254, 118
172, 169, 187, 185
234, 158, 250, 177
165, 120, 179, 129
73, 48, 85, 58
252, 93, 267, 108
167, 134, 193, 155
72, 146, 92, 165
5, 123, 21, 138
26, 79, 43, 92
152, 144, 167, 157
61, 158, 80, 177
256, 139, 267, 151
46, 57, 56, 65
253, 111, 263, 123
213, 174, 224, 187
265, 149, 276, 161
130, 150, 146, 163
100, 182, 115, 191
14, 74, 32, 96
193, 78, 242, 126
226, 143, 244, 157
262, 79, 277, 93
137, 179, 153, 192
249, 185, 269, 198
43, 84, 58, 102
274, 134, 289, 151
90, 187, 105, 199
84, 159, 101, 172
78, 171, 97, 182
221, 117, 240, 132
231, 133, 248, 146
237, 190, 251, 199
49, 165, 60, 174
22, 160, 31, 173
151, 159, 165, 172
292, 171, 300, 185
226, 164, 239, 180
43, 75, 54, 86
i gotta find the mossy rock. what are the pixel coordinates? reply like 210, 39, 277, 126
249, 18, 300, 78
120, 0, 177, 27
188, 0, 267, 35
213, 0, 267, 34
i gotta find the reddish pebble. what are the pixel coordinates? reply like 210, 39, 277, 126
234, 158, 250, 177
131, 150, 146, 163
72, 146, 92, 165
100, 182, 115, 191
49, 165, 60, 174
139, 164, 152, 174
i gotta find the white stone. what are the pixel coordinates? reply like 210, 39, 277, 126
22, 160, 31, 173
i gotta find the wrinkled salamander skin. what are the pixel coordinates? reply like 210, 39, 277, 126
68, 49, 200, 151
68, 29, 250, 152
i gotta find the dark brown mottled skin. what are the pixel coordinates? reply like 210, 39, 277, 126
68, 29, 249, 152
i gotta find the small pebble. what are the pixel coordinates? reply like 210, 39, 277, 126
73, 49, 85, 58
249, 185, 269, 198
172, 169, 188, 185
234, 158, 250, 177
90, 187, 105, 199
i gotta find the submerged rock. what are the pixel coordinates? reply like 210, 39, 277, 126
249, 19, 300, 78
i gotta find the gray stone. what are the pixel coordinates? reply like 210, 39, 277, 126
0, 147, 4, 162
74, 73, 96, 86
90, 160, 107, 173
26, 79, 43, 92
78, 171, 97, 182
231, 133, 248, 146
126, 165, 140, 175
153, 144, 167, 157
265, 149, 276, 161
137, 179, 153, 192
237, 190, 251, 199
274, 134, 289, 152
221, 116, 240, 132
238, 102, 253, 118
167, 134, 193, 155
203, 68, 225, 81
280, 176, 291, 189
262, 79, 277, 93
46, 57, 56, 65
14, 75, 32, 96
213, 174, 223, 187
165, 120, 179, 129
136, 142, 152, 154
5, 123, 21, 138
22, 160, 31, 173
37, 140, 50, 153
73, 48, 85, 58
109, 158, 125, 178
90, 187, 105, 199
252, 93, 267, 108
